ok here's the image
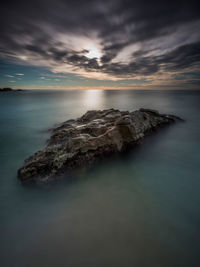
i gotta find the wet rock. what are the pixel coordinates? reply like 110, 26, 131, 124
18, 108, 182, 182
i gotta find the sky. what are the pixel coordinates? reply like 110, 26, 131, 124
0, 0, 200, 90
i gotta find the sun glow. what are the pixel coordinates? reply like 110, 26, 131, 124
18, 55, 28, 61
85, 44, 102, 59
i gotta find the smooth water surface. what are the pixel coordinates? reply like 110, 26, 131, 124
0, 90, 200, 267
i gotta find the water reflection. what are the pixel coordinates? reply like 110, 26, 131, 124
82, 90, 105, 109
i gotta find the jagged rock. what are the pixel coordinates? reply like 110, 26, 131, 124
18, 108, 182, 182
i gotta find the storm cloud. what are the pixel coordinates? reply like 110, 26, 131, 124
0, 0, 200, 85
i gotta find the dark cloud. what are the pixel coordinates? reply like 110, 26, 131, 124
0, 0, 200, 81
99, 41, 200, 78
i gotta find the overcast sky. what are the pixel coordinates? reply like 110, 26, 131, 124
0, 0, 200, 89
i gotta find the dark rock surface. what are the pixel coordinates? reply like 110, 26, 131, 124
0, 87, 13, 92
0, 87, 24, 92
18, 108, 182, 182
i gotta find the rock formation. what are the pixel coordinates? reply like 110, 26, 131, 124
18, 108, 182, 182
0, 87, 23, 92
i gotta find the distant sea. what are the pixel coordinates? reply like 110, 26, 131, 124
0, 89, 200, 267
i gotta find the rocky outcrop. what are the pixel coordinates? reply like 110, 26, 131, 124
0, 87, 23, 92
18, 108, 182, 182
0, 87, 13, 92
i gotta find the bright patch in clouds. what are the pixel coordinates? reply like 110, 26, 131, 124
85, 44, 102, 59
18, 55, 27, 61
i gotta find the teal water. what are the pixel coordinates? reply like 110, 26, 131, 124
0, 90, 200, 267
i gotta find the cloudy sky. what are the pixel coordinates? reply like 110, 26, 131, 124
0, 0, 200, 89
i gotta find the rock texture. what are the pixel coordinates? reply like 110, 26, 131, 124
18, 108, 182, 182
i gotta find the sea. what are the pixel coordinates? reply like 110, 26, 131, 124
0, 89, 200, 267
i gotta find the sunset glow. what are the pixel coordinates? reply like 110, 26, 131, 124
0, 1, 199, 90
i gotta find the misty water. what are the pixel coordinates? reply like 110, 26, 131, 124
0, 90, 200, 267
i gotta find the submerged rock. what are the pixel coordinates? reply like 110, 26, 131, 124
18, 108, 182, 182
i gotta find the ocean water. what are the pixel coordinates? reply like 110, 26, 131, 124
0, 89, 200, 267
